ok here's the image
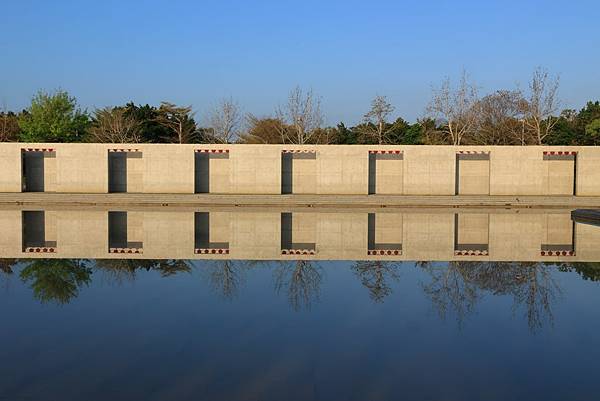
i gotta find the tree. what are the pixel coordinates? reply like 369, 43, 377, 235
426, 71, 479, 145
239, 115, 286, 144
585, 119, 600, 144
276, 86, 324, 144
361, 95, 395, 144
522, 67, 560, 145
206, 98, 243, 143
471, 90, 527, 145
122, 103, 170, 143
87, 107, 143, 143
155, 102, 197, 143
18, 90, 89, 142
0, 107, 20, 141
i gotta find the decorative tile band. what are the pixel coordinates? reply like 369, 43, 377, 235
194, 248, 230, 254
22, 148, 55, 152
108, 148, 140, 152
541, 250, 575, 256
24, 247, 56, 253
281, 249, 316, 255
367, 249, 402, 256
454, 250, 489, 256
368, 150, 403, 154
195, 149, 229, 153
456, 151, 490, 155
282, 149, 317, 154
543, 151, 577, 156
109, 247, 143, 254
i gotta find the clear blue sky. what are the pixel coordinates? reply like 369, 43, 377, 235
1, 0, 599, 124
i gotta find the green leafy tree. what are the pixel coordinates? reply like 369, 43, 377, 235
18, 90, 90, 142
19, 259, 92, 305
584, 119, 600, 144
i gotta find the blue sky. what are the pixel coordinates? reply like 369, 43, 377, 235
1, 0, 599, 124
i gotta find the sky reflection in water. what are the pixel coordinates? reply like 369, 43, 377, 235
1, 259, 600, 401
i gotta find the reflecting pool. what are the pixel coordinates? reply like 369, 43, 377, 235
2, 206, 600, 400
2, 258, 600, 401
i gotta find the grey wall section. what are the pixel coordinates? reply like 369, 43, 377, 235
194, 212, 210, 248
281, 153, 293, 194
194, 153, 210, 193
108, 211, 127, 248
22, 211, 45, 248
22, 152, 44, 192
368, 154, 376, 194
108, 153, 127, 193
281, 212, 292, 248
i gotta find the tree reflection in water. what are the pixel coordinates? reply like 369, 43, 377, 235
19, 259, 92, 305
351, 261, 402, 303
274, 260, 322, 311
420, 261, 562, 332
94, 259, 192, 283
196, 260, 250, 300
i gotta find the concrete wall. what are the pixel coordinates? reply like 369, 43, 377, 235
3, 208, 597, 261
0, 143, 599, 195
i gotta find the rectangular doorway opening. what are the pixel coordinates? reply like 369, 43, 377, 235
368, 151, 403, 195
280, 212, 316, 255
108, 211, 143, 253
194, 212, 229, 253
194, 153, 210, 193
281, 151, 316, 194
22, 151, 45, 192
453, 213, 489, 256
455, 152, 490, 195
108, 152, 127, 193
543, 151, 577, 195
367, 213, 402, 255
22, 211, 56, 252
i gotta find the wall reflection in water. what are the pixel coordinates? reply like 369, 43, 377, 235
1, 208, 599, 261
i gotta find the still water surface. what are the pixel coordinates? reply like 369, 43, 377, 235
1, 258, 600, 401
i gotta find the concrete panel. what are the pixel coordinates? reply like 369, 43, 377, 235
0, 145, 21, 192
59, 210, 107, 257
456, 214, 489, 244
316, 146, 369, 195
0, 211, 21, 253
403, 147, 455, 195
403, 213, 454, 259
577, 149, 600, 196
57, 145, 107, 193
144, 212, 193, 258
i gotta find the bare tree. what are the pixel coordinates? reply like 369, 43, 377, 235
88, 107, 143, 143
522, 67, 560, 145
274, 260, 322, 311
426, 71, 479, 145
352, 261, 401, 303
471, 90, 527, 145
155, 102, 197, 144
362, 95, 395, 144
276, 86, 324, 144
207, 98, 243, 143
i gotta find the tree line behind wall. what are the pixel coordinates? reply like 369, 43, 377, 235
2, 68, 599, 146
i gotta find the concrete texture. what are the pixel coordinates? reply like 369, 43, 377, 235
0, 144, 598, 196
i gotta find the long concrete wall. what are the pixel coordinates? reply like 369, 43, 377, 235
1, 208, 599, 261
1, 143, 600, 195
